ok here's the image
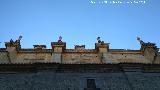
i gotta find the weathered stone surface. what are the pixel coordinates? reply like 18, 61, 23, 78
0, 63, 160, 90
0, 71, 160, 90
62, 53, 101, 64
0, 52, 9, 63
0, 37, 160, 90
0, 40, 160, 64
103, 53, 150, 64
52, 53, 62, 63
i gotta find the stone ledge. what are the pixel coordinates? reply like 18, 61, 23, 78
0, 63, 160, 73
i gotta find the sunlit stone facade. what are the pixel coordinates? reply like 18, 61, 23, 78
0, 36, 160, 64
0, 36, 160, 90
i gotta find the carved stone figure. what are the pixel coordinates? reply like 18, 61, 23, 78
58, 36, 63, 43
97, 37, 101, 43
18, 35, 22, 41
97, 37, 105, 45
10, 39, 14, 43
137, 37, 144, 45
5, 36, 22, 49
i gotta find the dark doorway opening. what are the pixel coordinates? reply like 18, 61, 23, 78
84, 79, 100, 90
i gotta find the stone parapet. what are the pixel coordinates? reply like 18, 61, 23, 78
0, 36, 159, 64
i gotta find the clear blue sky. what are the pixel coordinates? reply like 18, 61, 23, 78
0, 0, 160, 49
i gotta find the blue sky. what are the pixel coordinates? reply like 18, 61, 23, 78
0, 0, 160, 49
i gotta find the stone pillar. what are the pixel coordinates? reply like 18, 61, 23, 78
6, 46, 17, 63
141, 43, 158, 63
4, 36, 22, 63
51, 42, 66, 63
95, 43, 109, 53
137, 37, 159, 63
95, 43, 109, 63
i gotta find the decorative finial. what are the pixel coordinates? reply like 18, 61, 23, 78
58, 36, 63, 43
18, 35, 22, 41
59, 36, 62, 41
10, 39, 14, 43
137, 37, 140, 41
97, 37, 101, 43
137, 37, 144, 45
15, 35, 22, 43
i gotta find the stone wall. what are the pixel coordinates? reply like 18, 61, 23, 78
155, 55, 160, 64
103, 53, 150, 64
0, 72, 160, 90
0, 51, 158, 64
16, 53, 52, 63
62, 53, 101, 64
0, 42, 160, 64
0, 51, 9, 63
62, 53, 151, 64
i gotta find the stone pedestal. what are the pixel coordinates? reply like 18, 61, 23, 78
141, 43, 158, 63
6, 47, 17, 63
51, 42, 66, 63
95, 43, 109, 53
